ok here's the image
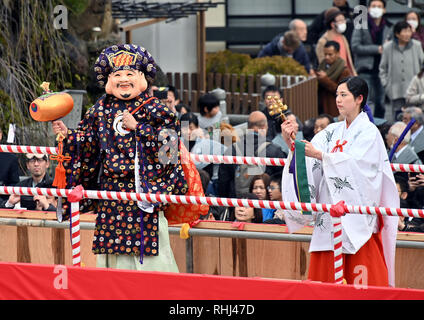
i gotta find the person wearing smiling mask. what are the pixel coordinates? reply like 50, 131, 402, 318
316, 7, 357, 77
52, 44, 190, 272
351, 0, 392, 119
405, 10, 424, 50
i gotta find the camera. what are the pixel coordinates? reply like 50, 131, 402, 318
153, 87, 168, 100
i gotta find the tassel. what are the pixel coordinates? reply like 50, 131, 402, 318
53, 162, 67, 189
50, 133, 71, 189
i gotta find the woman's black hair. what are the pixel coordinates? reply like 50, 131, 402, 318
338, 76, 368, 109
180, 112, 199, 127
198, 93, 219, 116
228, 193, 263, 223
393, 21, 412, 36
248, 174, 271, 200
368, 0, 386, 8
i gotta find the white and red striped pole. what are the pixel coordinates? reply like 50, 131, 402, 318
329, 201, 347, 284
67, 185, 84, 267
70, 201, 81, 267
332, 217, 344, 284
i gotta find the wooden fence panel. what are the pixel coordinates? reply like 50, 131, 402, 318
214, 73, 222, 91
233, 92, 241, 114
231, 74, 238, 93
191, 73, 198, 91
247, 75, 254, 95
241, 94, 249, 114
175, 72, 182, 94
207, 73, 214, 92
165, 72, 318, 121
182, 73, 189, 93
239, 74, 246, 94
191, 90, 199, 112
226, 93, 233, 114
182, 89, 190, 107
255, 74, 262, 94
166, 72, 173, 86
223, 73, 230, 92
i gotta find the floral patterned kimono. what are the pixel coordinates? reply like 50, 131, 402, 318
282, 112, 399, 286
62, 92, 188, 271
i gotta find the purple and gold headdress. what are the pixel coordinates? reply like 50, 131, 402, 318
93, 44, 157, 87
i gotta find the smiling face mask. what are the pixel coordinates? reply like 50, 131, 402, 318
106, 69, 148, 100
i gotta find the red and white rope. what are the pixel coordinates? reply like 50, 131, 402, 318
1, 185, 420, 283
2, 143, 424, 173
0, 144, 57, 155
1, 186, 424, 219
190, 153, 287, 167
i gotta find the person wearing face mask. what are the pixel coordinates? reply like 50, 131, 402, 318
316, 7, 357, 76
405, 10, 424, 50
351, 0, 392, 120
307, 0, 356, 46
379, 21, 424, 122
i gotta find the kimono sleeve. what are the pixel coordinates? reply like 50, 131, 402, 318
281, 131, 328, 233
135, 104, 188, 197
62, 104, 102, 217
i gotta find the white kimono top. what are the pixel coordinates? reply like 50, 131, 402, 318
281, 111, 399, 286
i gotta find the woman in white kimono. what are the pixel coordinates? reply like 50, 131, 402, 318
281, 76, 399, 286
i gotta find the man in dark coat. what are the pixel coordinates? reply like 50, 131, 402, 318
316, 41, 352, 116
258, 30, 311, 74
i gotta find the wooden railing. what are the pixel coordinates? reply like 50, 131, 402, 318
166, 72, 318, 121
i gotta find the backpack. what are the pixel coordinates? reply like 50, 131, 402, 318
234, 141, 270, 197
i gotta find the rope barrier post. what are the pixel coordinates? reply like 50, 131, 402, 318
332, 216, 344, 284
68, 185, 84, 267
330, 201, 346, 284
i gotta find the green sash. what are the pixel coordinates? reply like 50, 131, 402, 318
293, 140, 311, 215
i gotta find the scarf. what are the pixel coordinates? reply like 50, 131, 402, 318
317, 57, 346, 82
368, 14, 386, 43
